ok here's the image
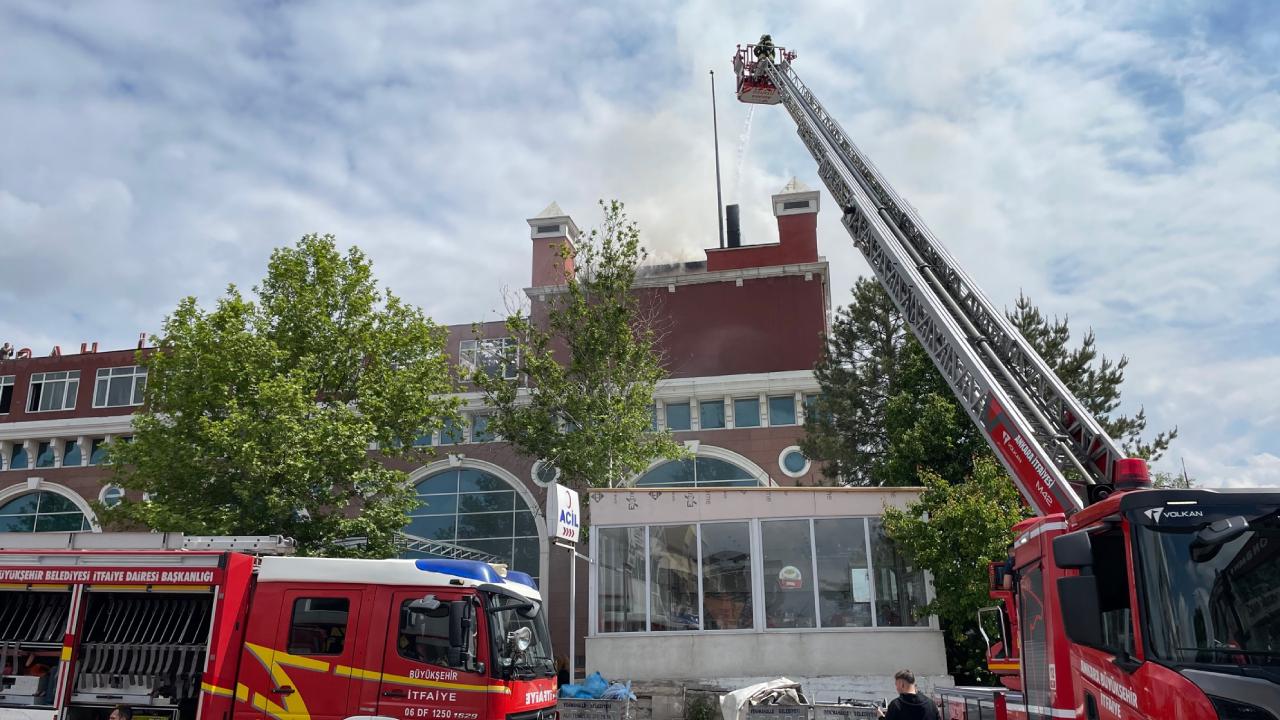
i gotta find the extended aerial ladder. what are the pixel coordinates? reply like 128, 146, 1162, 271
733, 43, 1150, 518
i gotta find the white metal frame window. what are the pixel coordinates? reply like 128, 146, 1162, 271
27, 371, 79, 412
0, 375, 13, 414
458, 338, 519, 381
591, 516, 934, 636
93, 366, 147, 408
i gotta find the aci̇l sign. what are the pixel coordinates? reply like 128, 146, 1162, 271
546, 482, 581, 544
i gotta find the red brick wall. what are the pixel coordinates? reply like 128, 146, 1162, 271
638, 273, 827, 378
0, 348, 148, 423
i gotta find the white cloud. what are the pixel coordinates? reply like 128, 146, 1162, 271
0, 1, 1277, 485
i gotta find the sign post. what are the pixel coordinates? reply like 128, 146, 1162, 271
546, 482, 584, 683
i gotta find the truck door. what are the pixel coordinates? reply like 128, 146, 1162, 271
376, 589, 489, 720
238, 587, 364, 720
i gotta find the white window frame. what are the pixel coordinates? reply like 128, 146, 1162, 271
590, 515, 937, 637
27, 371, 80, 413
93, 365, 147, 408
458, 338, 519, 381
0, 375, 13, 414
777, 445, 812, 478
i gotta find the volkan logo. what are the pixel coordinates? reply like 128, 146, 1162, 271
1144, 506, 1204, 523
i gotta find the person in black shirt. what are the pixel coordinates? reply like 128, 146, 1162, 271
878, 669, 938, 720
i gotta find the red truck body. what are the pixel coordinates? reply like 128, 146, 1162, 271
0, 539, 557, 720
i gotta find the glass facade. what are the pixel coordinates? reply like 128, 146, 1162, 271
595, 517, 929, 633
635, 457, 761, 488
699, 401, 725, 430
666, 403, 691, 431
768, 396, 797, 426
0, 491, 91, 532
401, 468, 540, 582
733, 398, 760, 427
63, 440, 81, 467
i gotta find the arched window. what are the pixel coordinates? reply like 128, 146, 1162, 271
0, 491, 92, 532
403, 468, 541, 582
635, 456, 763, 488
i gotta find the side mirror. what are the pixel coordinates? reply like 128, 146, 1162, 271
1058, 576, 1104, 648
1191, 516, 1249, 562
448, 600, 470, 667
1053, 530, 1094, 570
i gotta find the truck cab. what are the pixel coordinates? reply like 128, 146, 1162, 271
0, 535, 557, 720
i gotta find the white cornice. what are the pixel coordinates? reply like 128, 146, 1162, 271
525, 260, 829, 300
0, 414, 135, 441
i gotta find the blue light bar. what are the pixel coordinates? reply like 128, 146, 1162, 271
414, 559, 504, 584
506, 570, 538, 590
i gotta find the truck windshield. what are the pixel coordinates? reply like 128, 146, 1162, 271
1135, 505, 1280, 667
487, 593, 555, 678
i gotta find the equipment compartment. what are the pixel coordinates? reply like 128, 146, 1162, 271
0, 590, 72, 707
71, 591, 212, 708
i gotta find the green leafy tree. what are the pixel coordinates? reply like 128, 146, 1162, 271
882, 457, 1029, 682
1007, 293, 1177, 461
1153, 470, 1196, 488
103, 235, 456, 557
801, 278, 984, 486
806, 279, 1178, 682
474, 200, 684, 489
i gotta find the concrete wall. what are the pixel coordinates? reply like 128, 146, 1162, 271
587, 630, 947, 682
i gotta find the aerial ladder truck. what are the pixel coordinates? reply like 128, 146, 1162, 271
735, 41, 1280, 720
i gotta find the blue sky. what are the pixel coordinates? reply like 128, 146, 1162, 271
1, 1, 1278, 487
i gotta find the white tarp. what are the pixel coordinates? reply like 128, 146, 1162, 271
719, 678, 805, 720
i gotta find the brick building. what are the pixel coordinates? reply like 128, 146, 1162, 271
0, 181, 945, 688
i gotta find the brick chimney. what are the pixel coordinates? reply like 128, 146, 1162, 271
705, 178, 820, 272
527, 202, 579, 288
772, 177, 819, 262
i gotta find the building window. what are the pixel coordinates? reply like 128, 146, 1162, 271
531, 460, 560, 487
288, 597, 349, 655
635, 456, 760, 488
699, 400, 725, 430
649, 524, 699, 631
471, 415, 495, 442
665, 402, 691, 431
768, 396, 797, 426
402, 468, 540, 583
598, 526, 647, 633
870, 518, 929, 627
761, 519, 816, 628
648, 404, 657, 432
594, 515, 929, 635
0, 375, 13, 414
63, 440, 81, 467
9, 444, 29, 471
815, 518, 872, 627
432, 417, 461, 445
27, 371, 79, 412
89, 438, 109, 465
35, 442, 55, 468
733, 398, 760, 428
99, 485, 125, 508
701, 522, 753, 630
0, 491, 91, 532
778, 446, 811, 478
93, 366, 147, 408
803, 393, 821, 421
397, 598, 460, 667
458, 338, 519, 381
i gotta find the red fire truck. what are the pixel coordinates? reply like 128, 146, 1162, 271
735, 41, 1280, 720
0, 533, 558, 720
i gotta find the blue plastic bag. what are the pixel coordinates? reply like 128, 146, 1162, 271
583, 672, 609, 698
602, 681, 635, 701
